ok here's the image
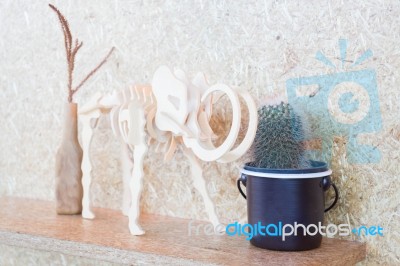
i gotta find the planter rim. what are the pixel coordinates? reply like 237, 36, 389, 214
241, 160, 332, 179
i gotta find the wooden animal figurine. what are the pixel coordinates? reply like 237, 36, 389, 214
79, 66, 258, 235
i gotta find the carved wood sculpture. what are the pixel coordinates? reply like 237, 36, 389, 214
79, 66, 258, 235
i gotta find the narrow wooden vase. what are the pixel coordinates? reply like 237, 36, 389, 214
55, 102, 83, 214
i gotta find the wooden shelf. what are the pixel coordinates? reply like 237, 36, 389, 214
0, 197, 366, 265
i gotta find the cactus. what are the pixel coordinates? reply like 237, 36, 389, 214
252, 102, 308, 169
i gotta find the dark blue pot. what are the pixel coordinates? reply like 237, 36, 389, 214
238, 161, 338, 251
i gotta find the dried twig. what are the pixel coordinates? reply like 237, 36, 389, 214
49, 4, 114, 102
73, 47, 115, 95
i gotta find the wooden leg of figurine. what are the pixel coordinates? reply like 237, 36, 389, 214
183, 148, 221, 231
121, 142, 133, 216
126, 101, 148, 235
80, 113, 99, 219
128, 143, 147, 235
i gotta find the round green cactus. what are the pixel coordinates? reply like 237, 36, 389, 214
252, 102, 307, 169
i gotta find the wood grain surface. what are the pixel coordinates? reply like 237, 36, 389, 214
0, 197, 366, 265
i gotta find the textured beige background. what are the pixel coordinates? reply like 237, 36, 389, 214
0, 0, 399, 265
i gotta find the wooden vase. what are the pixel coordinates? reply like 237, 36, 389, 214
55, 102, 83, 214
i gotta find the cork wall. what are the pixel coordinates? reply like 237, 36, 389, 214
0, 0, 399, 264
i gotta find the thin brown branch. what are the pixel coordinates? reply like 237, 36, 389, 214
68, 40, 82, 82
49, 4, 72, 61
72, 47, 115, 95
71, 39, 83, 60
60, 16, 71, 59
50, 4, 114, 103
67, 53, 73, 93
49, 4, 74, 97
68, 40, 83, 94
